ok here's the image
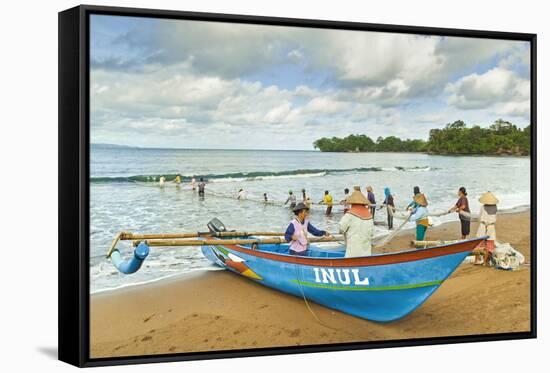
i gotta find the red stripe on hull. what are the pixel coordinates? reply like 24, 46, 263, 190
218, 238, 484, 267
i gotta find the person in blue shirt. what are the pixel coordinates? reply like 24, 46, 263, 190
284, 202, 329, 256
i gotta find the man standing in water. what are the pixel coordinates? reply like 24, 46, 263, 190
320, 190, 334, 216
159, 176, 166, 188
285, 202, 330, 256
190, 176, 196, 191
284, 190, 297, 209
302, 189, 312, 209
198, 177, 206, 197
340, 188, 351, 214
237, 188, 246, 200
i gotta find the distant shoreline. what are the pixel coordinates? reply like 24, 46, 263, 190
91, 144, 529, 157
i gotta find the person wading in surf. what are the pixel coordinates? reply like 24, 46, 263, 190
284, 202, 330, 256
198, 177, 206, 197
339, 186, 374, 257
284, 190, 297, 209
340, 188, 351, 214
320, 190, 334, 216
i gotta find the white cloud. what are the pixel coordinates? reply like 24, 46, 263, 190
445, 67, 530, 119
90, 16, 532, 148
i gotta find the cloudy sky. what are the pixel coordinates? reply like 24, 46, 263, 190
90, 15, 531, 150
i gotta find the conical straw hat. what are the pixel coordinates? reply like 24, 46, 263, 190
346, 187, 369, 205
413, 193, 428, 207
479, 191, 499, 205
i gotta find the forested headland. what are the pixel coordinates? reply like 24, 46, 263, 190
313, 119, 531, 156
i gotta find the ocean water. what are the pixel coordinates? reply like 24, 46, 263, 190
90, 147, 530, 293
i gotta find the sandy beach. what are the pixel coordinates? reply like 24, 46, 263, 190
90, 210, 531, 358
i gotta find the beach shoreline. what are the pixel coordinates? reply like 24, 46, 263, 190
90, 210, 531, 358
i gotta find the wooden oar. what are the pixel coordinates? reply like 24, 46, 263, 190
137, 235, 344, 247
119, 231, 292, 240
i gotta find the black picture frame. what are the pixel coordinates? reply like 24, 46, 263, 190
58, 4, 537, 367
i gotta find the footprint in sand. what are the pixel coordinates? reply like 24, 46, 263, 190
143, 313, 155, 323
141, 335, 153, 342
288, 329, 301, 337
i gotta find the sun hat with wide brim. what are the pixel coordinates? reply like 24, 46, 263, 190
346, 190, 370, 205
413, 193, 428, 207
292, 202, 310, 213
479, 191, 499, 205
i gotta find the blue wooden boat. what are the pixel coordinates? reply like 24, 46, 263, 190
108, 219, 486, 323
198, 237, 485, 322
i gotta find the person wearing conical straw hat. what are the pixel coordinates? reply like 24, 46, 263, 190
407, 186, 430, 242
339, 186, 374, 257
476, 191, 499, 266
284, 202, 330, 256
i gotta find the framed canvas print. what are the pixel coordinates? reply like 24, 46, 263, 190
58, 4, 537, 367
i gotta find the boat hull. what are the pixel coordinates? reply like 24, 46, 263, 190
201, 238, 484, 322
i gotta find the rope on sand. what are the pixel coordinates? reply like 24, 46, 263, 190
294, 263, 341, 331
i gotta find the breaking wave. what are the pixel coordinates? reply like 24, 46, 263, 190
90, 166, 437, 184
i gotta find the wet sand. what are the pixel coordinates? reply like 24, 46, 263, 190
90, 210, 531, 358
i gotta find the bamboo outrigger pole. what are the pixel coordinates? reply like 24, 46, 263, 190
136, 235, 344, 247
118, 231, 291, 241
411, 240, 460, 248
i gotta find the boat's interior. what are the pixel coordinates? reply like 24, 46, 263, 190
238, 241, 346, 258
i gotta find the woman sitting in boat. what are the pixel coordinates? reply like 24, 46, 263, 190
284, 202, 330, 256
339, 186, 374, 257
407, 187, 430, 242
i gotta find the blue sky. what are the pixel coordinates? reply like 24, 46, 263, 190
90, 15, 531, 150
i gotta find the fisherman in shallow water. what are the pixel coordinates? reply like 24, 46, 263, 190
159, 175, 166, 188
302, 188, 312, 209
284, 202, 330, 256
190, 176, 196, 191
339, 186, 374, 257
408, 186, 430, 242
320, 190, 334, 216
284, 190, 297, 209
263, 193, 268, 204
476, 191, 499, 266
340, 188, 351, 214
448, 186, 470, 239
379, 187, 395, 229
174, 174, 182, 185
237, 188, 246, 200
198, 177, 206, 197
